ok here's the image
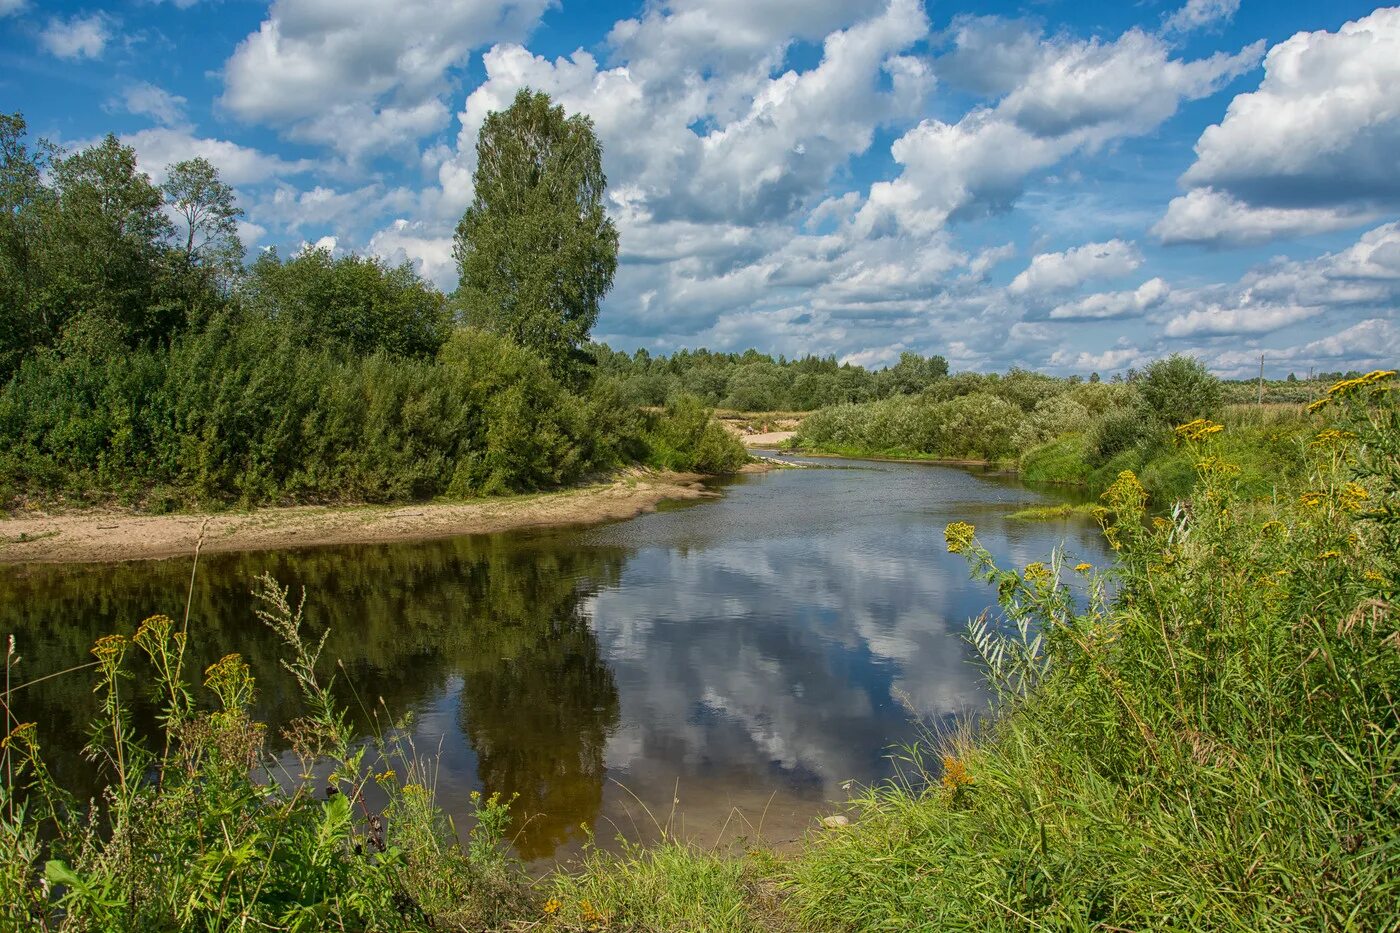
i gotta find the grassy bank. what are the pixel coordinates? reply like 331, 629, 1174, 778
3, 373, 1395, 930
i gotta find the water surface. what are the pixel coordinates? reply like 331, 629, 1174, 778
2, 457, 1107, 863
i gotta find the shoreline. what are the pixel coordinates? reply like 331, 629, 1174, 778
0, 467, 766, 565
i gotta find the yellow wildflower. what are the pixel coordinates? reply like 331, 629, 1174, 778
1299, 491, 1325, 509
1023, 561, 1050, 585
1318, 550, 1342, 560
940, 754, 973, 791
1074, 562, 1092, 573
944, 521, 975, 554
91, 634, 126, 663
0, 722, 37, 751
1339, 482, 1369, 512
543, 898, 561, 915
1175, 419, 1224, 443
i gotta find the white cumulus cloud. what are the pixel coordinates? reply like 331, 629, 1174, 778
1048, 278, 1170, 320
1160, 7, 1400, 245
220, 0, 553, 159
1009, 239, 1142, 296
40, 13, 113, 60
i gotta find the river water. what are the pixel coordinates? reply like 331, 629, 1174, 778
1, 457, 1107, 863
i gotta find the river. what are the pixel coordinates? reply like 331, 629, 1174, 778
1, 456, 1107, 864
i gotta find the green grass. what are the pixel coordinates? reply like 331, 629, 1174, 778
1005, 502, 1096, 521
544, 841, 781, 932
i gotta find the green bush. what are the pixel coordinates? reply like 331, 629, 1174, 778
0, 322, 656, 508
1138, 354, 1222, 427
643, 395, 748, 474
1089, 405, 1164, 465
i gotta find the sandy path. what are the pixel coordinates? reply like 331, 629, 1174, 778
742, 431, 796, 447
0, 471, 737, 565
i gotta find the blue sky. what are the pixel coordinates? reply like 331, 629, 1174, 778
3, 0, 1397, 377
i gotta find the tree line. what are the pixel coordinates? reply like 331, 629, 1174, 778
0, 94, 746, 509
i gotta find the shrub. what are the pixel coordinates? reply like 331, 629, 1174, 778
1090, 405, 1163, 465
1138, 354, 1222, 427
0, 322, 648, 508
643, 395, 748, 474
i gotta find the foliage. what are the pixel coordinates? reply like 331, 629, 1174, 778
244, 247, 450, 359
0, 321, 624, 507
0, 577, 529, 931
1138, 353, 1222, 427
642, 395, 749, 474
591, 344, 950, 413
454, 89, 618, 380
782, 375, 1400, 930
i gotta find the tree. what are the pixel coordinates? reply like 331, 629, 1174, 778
1139, 354, 1222, 427
0, 112, 54, 374
46, 135, 176, 347
163, 157, 243, 281
453, 88, 618, 380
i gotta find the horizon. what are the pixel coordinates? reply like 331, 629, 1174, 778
4, 0, 1397, 378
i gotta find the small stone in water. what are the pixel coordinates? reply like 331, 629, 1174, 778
821, 814, 851, 829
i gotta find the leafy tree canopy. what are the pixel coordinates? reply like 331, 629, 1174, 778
453, 89, 618, 381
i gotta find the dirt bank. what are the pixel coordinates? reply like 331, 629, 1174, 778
0, 469, 756, 565
741, 430, 797, 447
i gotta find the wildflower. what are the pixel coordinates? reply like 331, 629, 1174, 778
1299, 492, 1325, 509
1260, 520, 1287, 538
1175, 418, 1224, 443
1023, 561, 1050, 585
0, 722, 37, 751
1318, 550, 1342, 560
374, 769, 397, 784
1074, 562, 1092, 573
944, 521, 975, 554
580, 899, 602, 922
204, 653, 254, 710
543, 898, 561, 915
1310, 369, 1396, 410
940, 754, 973, 792
1198, 456, 1241, 477
1364, 569, 1386, 582
1339, 482, 1369, 513
91, 634, 127, 663
133, 614, 175, 647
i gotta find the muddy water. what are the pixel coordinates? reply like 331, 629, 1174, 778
1, 457, 1107, 864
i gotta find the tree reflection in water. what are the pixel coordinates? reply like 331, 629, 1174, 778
0, 531, 624, 860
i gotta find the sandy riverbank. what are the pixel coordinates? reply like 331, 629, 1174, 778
0, 468, 762, 565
